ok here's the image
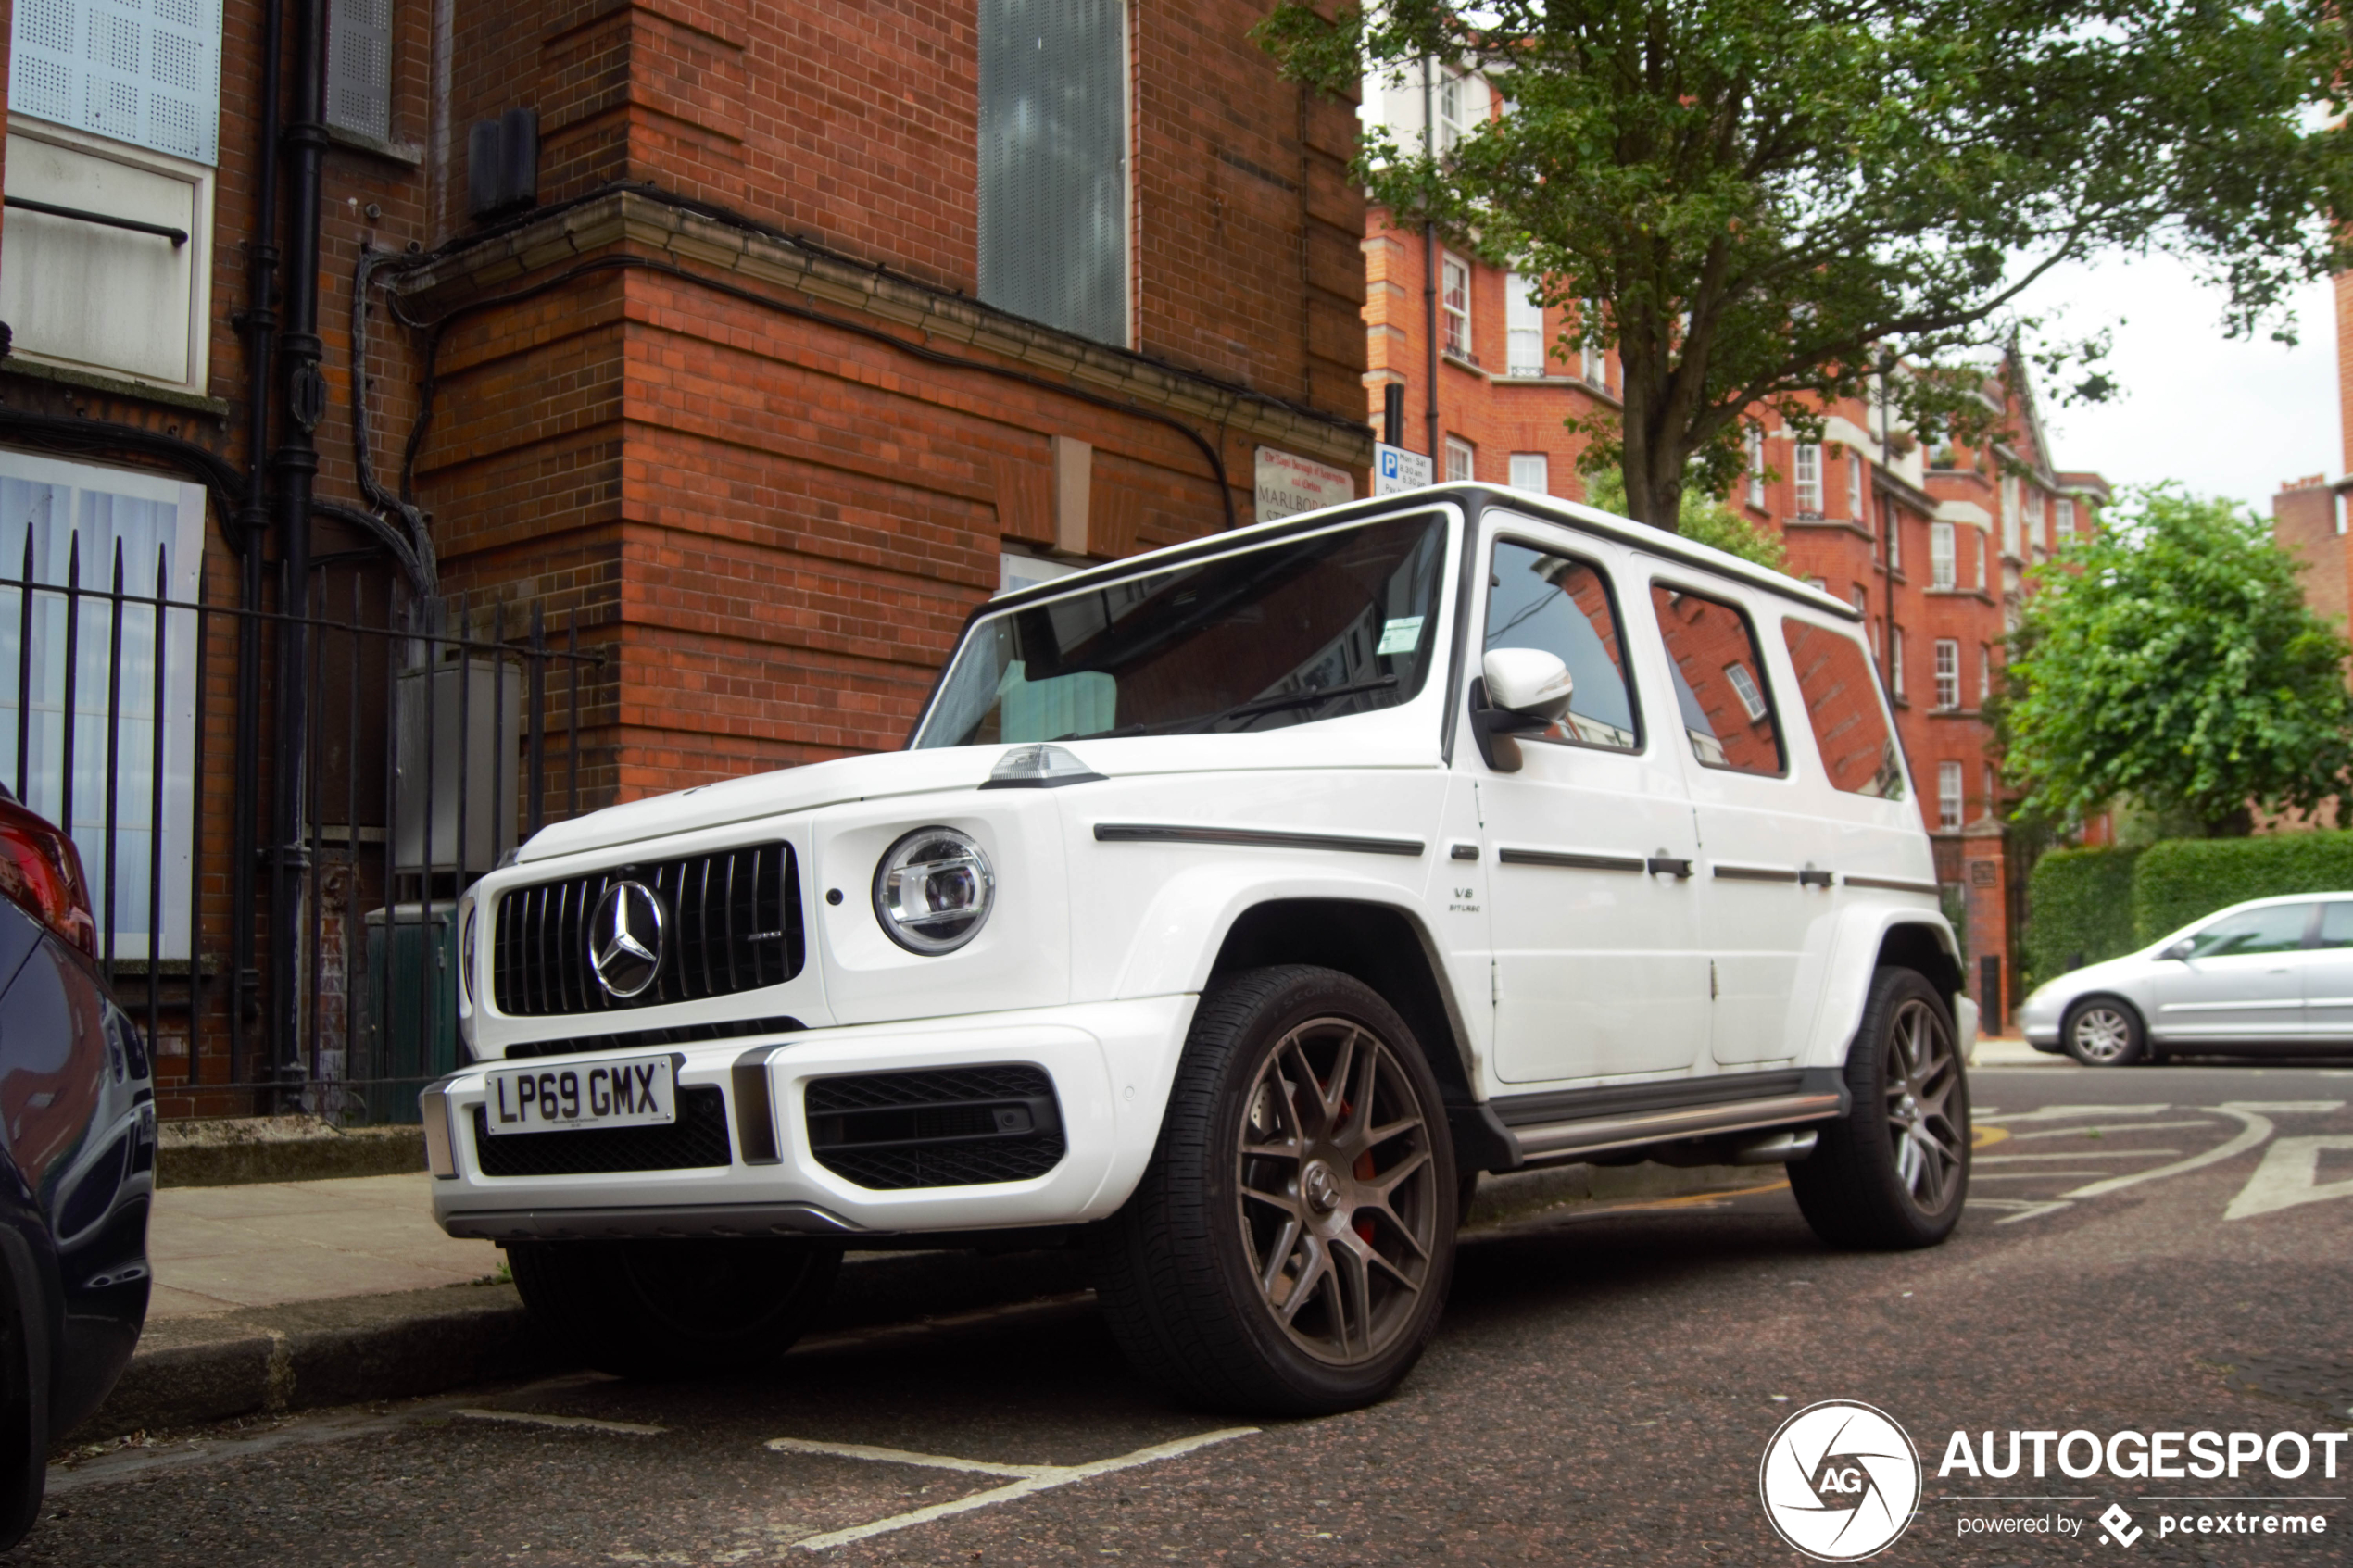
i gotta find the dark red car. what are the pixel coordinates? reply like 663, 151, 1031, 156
0, 785, 153, 1545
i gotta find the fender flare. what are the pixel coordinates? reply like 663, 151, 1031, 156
1804, 901, 1967, 1068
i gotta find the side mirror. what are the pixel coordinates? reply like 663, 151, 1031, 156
1471, 648, 1573, 772
2160, 939, 2194, 962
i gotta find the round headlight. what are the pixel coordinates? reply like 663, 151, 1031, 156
873, 827, 994, 954
459, 904, 479, 1005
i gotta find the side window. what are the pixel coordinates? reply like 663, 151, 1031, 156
1780, 619, 1905, 798
1650, 583, 1784, 775
2317, 902, 2353, 948
2185, 905, 2312, 959
1485, 541, 1639, 750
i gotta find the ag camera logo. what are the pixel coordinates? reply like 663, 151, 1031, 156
1759, 1400, 1923, 1560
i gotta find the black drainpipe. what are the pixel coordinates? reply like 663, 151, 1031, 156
267, 0, 330, 1099
1419, 57, 1440, 464
230, 0, 286, 1086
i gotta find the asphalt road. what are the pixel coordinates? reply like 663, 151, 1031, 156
20, 1052, 2353, 1566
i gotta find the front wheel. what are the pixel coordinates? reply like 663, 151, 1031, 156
1093, 965, 1458, 1416
508, 1237, 839, 1379
1790, 966, 1970, 1250
2062, 998, 2145, 1066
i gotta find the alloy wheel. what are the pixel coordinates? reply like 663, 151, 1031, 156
1882, 997, 1965, 1211
1233, 1016, 1441, 1366
2070, 1006, 2134, 1064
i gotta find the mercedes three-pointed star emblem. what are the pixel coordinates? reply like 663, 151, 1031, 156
587, 880, 665, 999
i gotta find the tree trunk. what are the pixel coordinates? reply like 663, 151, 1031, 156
1616, 355, 1685, 533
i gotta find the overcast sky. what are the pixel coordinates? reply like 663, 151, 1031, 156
2019, 253, 2337, 516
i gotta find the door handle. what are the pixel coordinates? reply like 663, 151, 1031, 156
1646, 854, 1694, 879
1797, 867, 1834, 887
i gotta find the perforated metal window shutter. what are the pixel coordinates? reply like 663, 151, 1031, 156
326, 0, 394, 143
978, 0, 1127, 346
10, 0, 223, 166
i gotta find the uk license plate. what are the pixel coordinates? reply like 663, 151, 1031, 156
483, 1057, 676, 1135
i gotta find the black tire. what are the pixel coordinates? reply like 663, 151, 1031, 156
1790, 966, 1970, 1250
2061, 997, 2146, 1067
507, 1237, 839, 1379
1092, 965, 1458, 1416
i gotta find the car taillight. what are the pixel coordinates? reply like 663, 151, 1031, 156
0, 804, 97, 957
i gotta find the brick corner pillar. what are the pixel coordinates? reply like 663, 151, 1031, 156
1959, 817, 2010, 1035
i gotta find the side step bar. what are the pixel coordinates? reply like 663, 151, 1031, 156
1484, 1068, 1848, 1169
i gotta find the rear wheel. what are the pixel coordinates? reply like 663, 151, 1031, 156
2062, 998, 2145, 1066
1093, 965, 1457, 1415
508, 1237, 839, 1378
1790, 966, 1970, 1250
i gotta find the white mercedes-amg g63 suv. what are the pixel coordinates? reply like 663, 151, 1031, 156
428, 483, 1974, 1414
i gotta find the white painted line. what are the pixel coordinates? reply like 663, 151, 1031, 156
455, 1408, 666, 1436
2008, 1121, 2218, 1140
779, 1426, 1258, 1550
2222, 1100, 2345, 1114
1992, 1199, 2077, 1224
764, 1437, 1039, 1478
1978, 1149, 2182, 1163
1978, 1105, 2171, 1123
1970, 1172, 2116, 1181
2062, 1107, 2273, 1200
2224, 1135, 2353, 1221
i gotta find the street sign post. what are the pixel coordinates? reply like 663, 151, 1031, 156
1375, 443, 1434, 495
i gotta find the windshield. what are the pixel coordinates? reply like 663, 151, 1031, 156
914, 511, 1451, 748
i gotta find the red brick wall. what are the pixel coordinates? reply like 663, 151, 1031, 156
2272, 479, 2347, 633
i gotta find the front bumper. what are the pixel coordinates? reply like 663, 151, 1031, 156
428, 995, 1196, 1239
2017, 987, 2066, 1047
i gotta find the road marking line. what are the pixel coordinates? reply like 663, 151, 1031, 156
455, 1409, 666, 1436
1978, 1104, 2172, 1123
2061, 1107, 2273, 1200
1971, 1172, 2115, 1181
776, 1427, 1258, 1550
2008, 1120, 2218, 1140
1972, 1125, 2011, 1148
791, 1291, 1096, 1357
1992, 1199, 2076, 1224
2223, 1135, 2353, 1221
2221, 1100, 2345, 1113
1978, 1149, 2182, 1163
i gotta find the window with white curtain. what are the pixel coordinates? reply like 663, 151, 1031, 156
1579, 302, 1607, 386
1438, 73, 1465, 152
1938, 761, 1963, 830
1793, 444, 1822, 514
0, 450, 203, 959
1980, 644, 1993, 701
1976, 528, 1988, 589
2001, 475, 2020, 556
1441, 253, 1471, 358
1933, 639, 1958, 709
1505, 273, 1544, 376
1445, 437, 1475, 483
1847, 453, 1864, 520
1889, 628, 1906, 700
1746, 427, 1765, 508
1930, 521, 1955, 589
1508, 453, 1548, 494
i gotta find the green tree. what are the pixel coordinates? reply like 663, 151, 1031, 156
1256, 2, 2353, 531
1580, 469, 1787, 572
2001, 486, 2353, 837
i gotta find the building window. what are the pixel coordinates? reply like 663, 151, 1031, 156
1938, 761, 1963, 831
1980, 644, 1993, 702
1889, 627, 1906, 700
2001, 475, 2020, 556
1507, 452, 1548, 495
10, 0, 225, 165
1933, 639, 1959, 710
1438, 72, 1465, 152
1793, 444, 1822, 514
1847, 452, 1865, 521
2029, 489, 2047, 552
979, 0, 1129, 346
1930, 521, 1955, 589
0, 450, 205, 959
1441, 253, 1471, 358
1806, 575, 1828, 592
1884, 501, 1901, 572
1983, 762, 1998, 817
2057, 497, 2077, 538
326, 0, 395, 143
1445, 437, 1475, 483
1506, 273, 1544, 376
1745, 426, 1765, 508
1579, 302, 1607, 386
1976, 529, 1988, 590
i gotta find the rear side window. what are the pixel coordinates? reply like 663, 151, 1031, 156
1651, 584, 1784, 775
2318, 902, 2353, 948
1485, 541, 1640, 750
1781, 619, 1905, 798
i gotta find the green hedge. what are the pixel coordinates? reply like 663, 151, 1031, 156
2132, 831, 2353, 944
2022, 846, 2142, 992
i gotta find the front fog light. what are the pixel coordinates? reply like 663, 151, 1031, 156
874, 826, 994, 954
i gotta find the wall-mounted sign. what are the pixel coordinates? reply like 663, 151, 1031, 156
1254, 446, 1354, 522
1374, 443, 1433, 495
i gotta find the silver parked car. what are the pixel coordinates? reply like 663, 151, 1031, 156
2020, 893, 2353, 1064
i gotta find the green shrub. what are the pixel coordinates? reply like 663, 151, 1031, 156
2132, 831, 2353, 944
2023, 846, 2142, 991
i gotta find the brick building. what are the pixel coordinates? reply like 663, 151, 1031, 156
0, 0, 1371, 1109
2271, 270, 2353, 632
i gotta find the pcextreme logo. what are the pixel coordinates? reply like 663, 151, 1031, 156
1759, 1400, 1924, 1561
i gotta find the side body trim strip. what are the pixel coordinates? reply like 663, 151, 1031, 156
1713, 863, 1800, 884
1496, 847, 1646, 873
1092, 824, 1426, 858
1843, 874, 1941, 896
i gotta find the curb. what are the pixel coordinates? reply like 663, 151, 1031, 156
158, 1117, 428, 1188
70, 1159, 1783, 1448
